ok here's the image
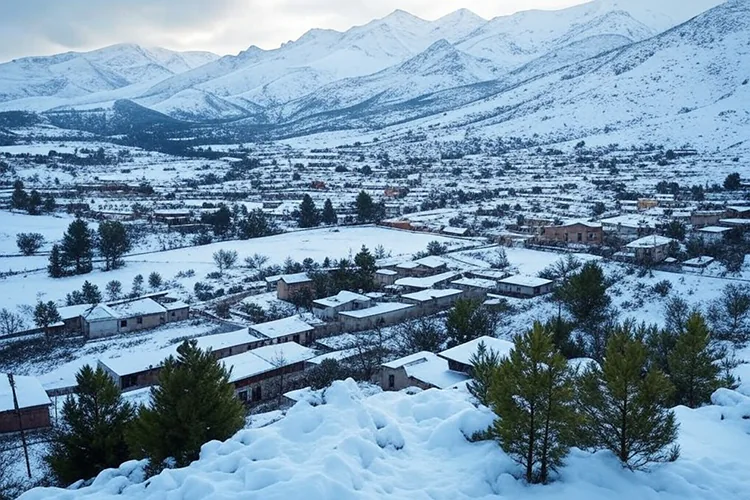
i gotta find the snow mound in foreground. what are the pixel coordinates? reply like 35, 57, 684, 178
21, 380, 750, 499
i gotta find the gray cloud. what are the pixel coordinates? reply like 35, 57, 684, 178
0, 0, 584, 61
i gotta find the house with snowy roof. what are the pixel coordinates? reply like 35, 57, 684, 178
401, 288, 465, 311
82, 297, 190, 339
625, 235, 676, 264
438, 336, 514, 374
380, 352, 468, 392
312, 291, 374, 321
249, 316, 315, 345
276, 273, 313, 300
496, 275, 554, 298
0, 374, 52, 433
393, 256, 449, 278
338, 302, 416, 331
224, 342, 317, 404
539, 221, 603, 246
395, 271, 459, 292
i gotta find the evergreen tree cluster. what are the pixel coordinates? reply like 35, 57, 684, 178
200, 203, 279, 241
10, 179, 55, 215
479, 304, 735, 484
45, 341, 246, 486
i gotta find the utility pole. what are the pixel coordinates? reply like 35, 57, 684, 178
8, 373, 32, 479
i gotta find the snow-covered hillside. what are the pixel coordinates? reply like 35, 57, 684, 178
0, 0, 741, 150
0, 44, 218, 103
19, 380, 750, 499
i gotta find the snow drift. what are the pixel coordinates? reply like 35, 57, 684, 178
20, 379, 750, 500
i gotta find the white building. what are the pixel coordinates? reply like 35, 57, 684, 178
312, 291, 374, 321
249, 316, 315, 345
496, 275, 554, 298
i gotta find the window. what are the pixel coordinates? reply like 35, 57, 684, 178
293, 334, 300, 343
122, 375, 138, 389
120, 320, 127, 328
171, 311, 176, 317
238, 391, 248, 402
137, 316, 143, 325
388, 374, 395, 389
577, 233, 583, 242
252, 386, 262, 402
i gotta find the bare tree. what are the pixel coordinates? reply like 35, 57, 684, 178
270, 351, 289, 407
394, 317, 447, 356
0, 446, 23, 500
0, 308, 26, 337
214, 249, 239, 274
244, 253, 269, 272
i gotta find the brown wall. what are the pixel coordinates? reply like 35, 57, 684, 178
277, 281, 313, 300
119, 313, 165, 334
0, 406, 51, 433
541, 224, 602, 245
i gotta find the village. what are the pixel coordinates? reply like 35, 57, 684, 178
1, 134, 749, 492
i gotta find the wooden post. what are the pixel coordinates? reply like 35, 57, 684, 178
8, 373, 32, 479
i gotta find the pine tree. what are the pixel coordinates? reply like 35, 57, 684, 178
98, 220, 131, 271
467, 341, 501, 406
354, 245, 377, 291
43, 193, 56, 213
45, 365, 135, 485
668, 312, 723, 408
297, 194, 320, 228
27, 189, 43, 215
446, 299, 495, 347
321, 198, 338, 225
10, 180, 27, 211
578, 326, 679, 470
148, 272, 163, 290
47, 244, 65, 278
127, 341, 245, 472
106, 280, 123, 301
81, 281, 102, 304
34, 301, 62, 340
489, 323, 578, 484
556, 261, 611, 359
355, 190, 375, 223
61, 219, 94, 275
131, 274, 145, 297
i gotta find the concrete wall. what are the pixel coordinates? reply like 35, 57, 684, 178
87, 318, 120, 339
277, 281, 312, 301
379, 367, 432, 392
497, 282, 553, 298
119, 313, 165, 334
167, 307, 189, 322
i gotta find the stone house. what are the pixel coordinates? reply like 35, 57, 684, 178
540, 221, 603, 246
82, 298, 190, 339
696, 226, 733, 245
395, 271, 459, 292
691, 210, 726, 228
375, 269, 399, 288
401, 288, 465, 313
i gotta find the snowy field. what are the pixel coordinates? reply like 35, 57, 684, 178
19, 379, 750, 500
0, 211, 82, 255
0, 226, 476, 310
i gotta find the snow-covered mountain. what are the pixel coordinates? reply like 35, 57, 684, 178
0, 0, 740, 150
0, 44, 218, 103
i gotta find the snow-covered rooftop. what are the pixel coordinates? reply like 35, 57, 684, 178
498, 275, 553, 288
313, 291, 372, 308
249, 316, 314, 339
401, 288, 463, 303
439, 336, 514, 366
395, 271, 459, 289
280, 273, 312, 285
250, 342, 317, 365
222, 351, 275, 383
84, 304, 119, 321
57, 303, 94, 321
192, 329, 254, 352
698, 226, 732, 233
383, 351, 470, 389
376, 269, 398, 276
451, 278, 497, 289
0, 374, 52, 412
109, 298, 167, 318
626, 235, 675, 248
339, 302, 414, 319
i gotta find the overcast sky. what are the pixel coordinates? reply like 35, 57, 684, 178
0, 0, 589, 62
